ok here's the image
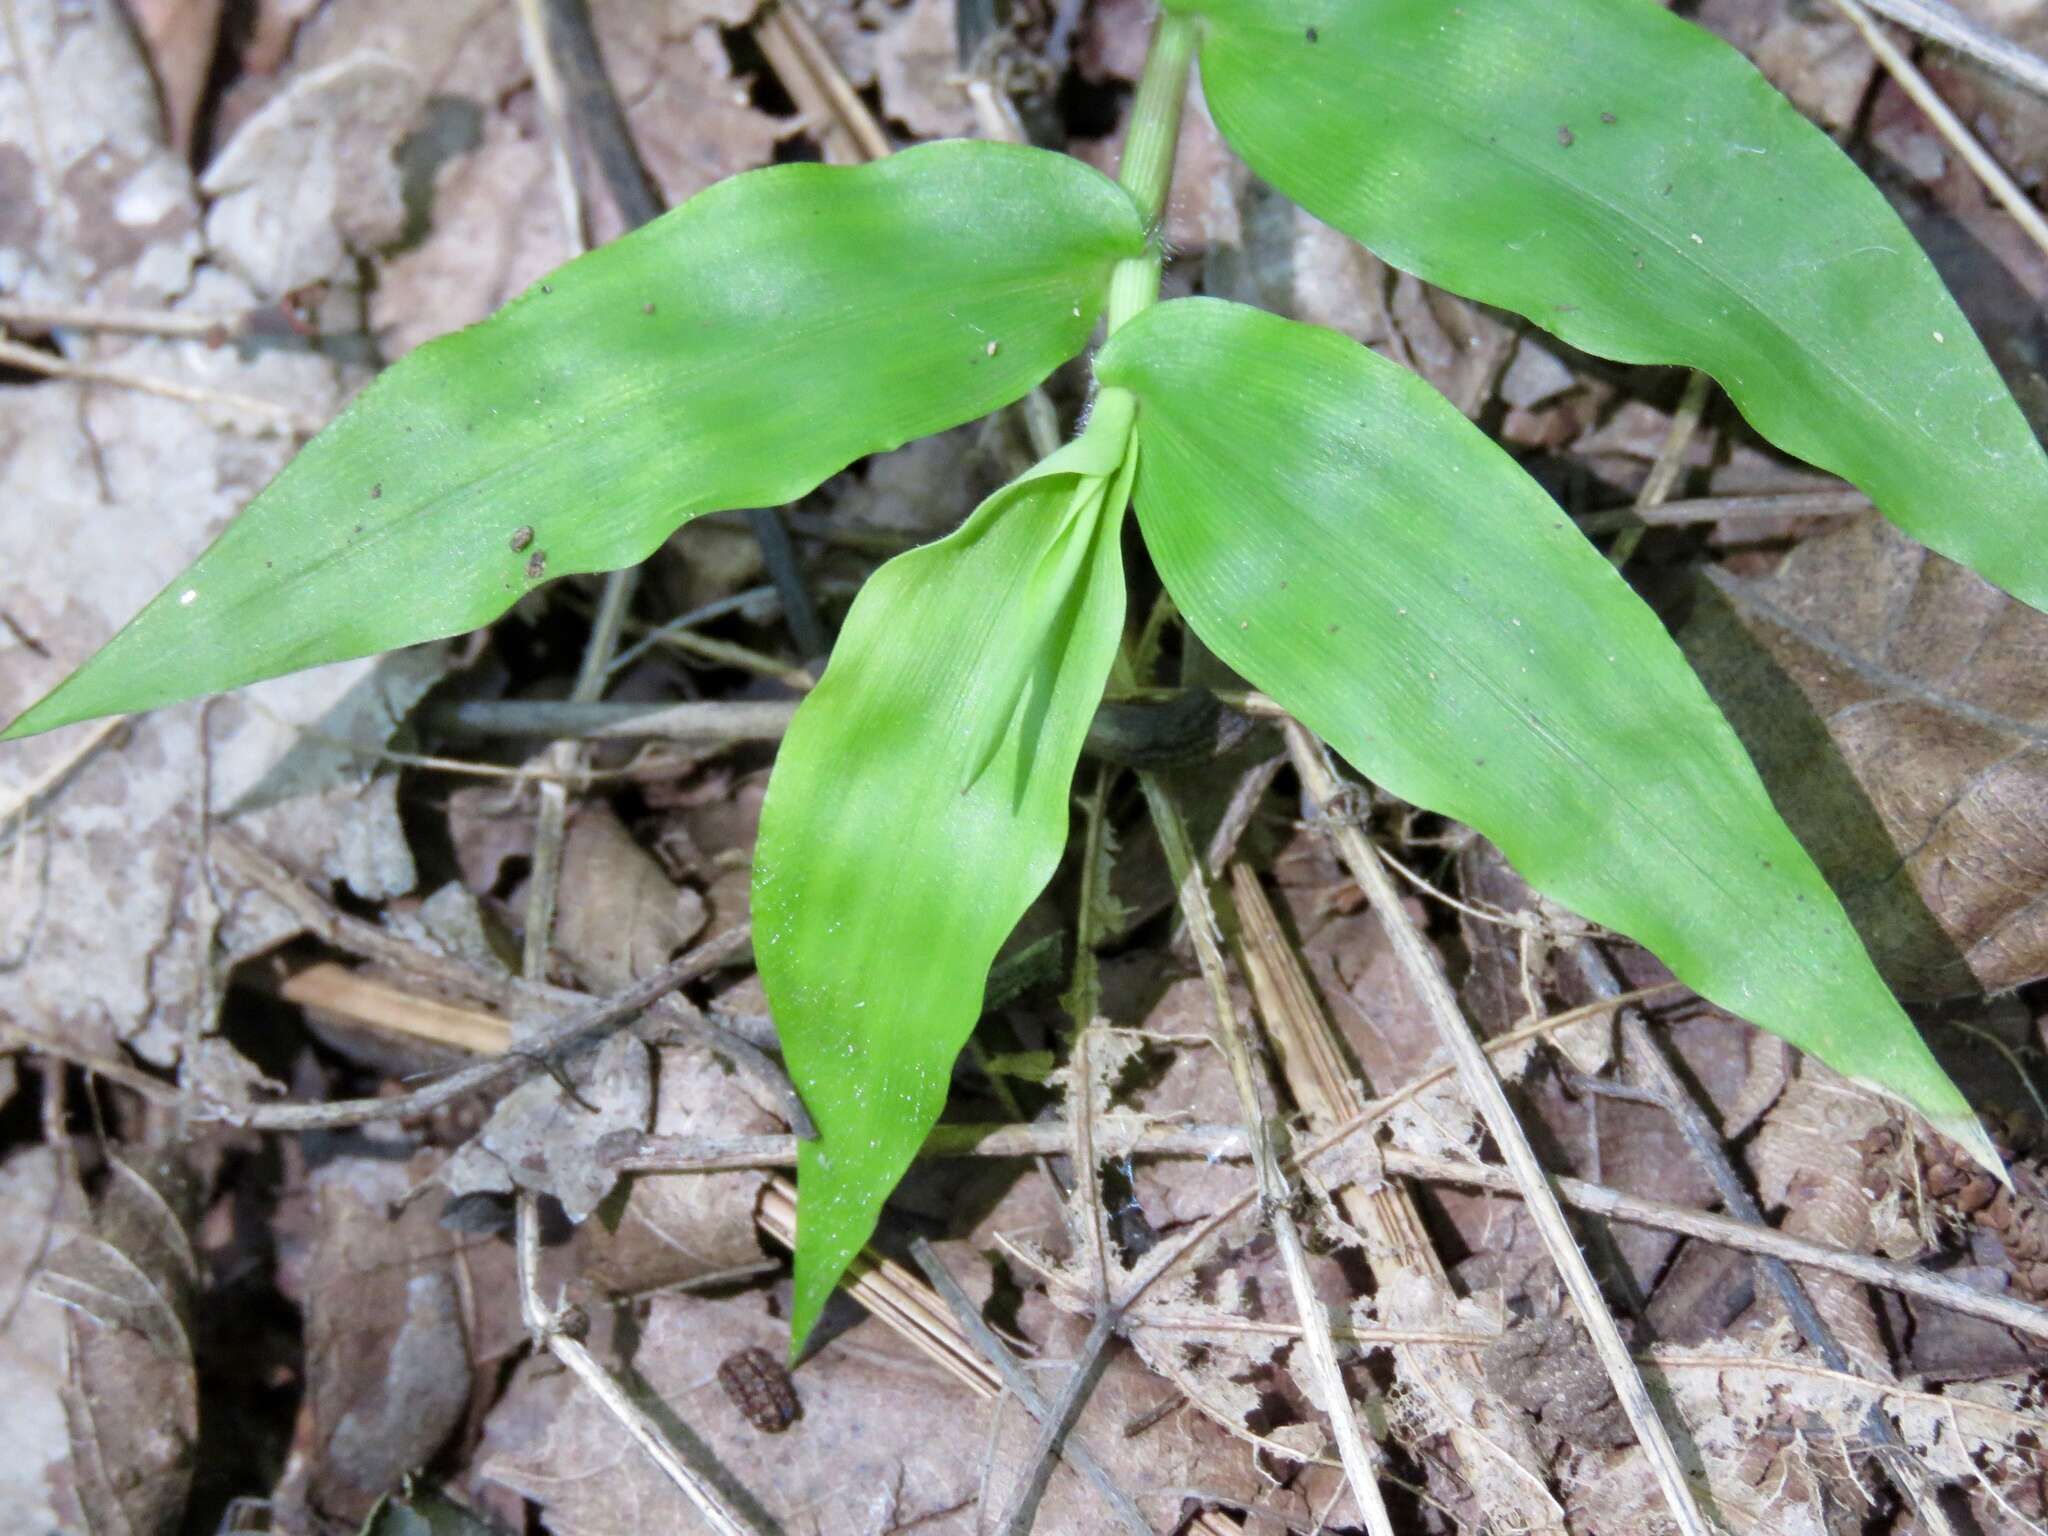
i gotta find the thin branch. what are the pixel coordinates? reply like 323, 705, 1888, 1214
515, 1192, 766, 1536
1829, 0, 2048, 261
1859, 0, 2048, 102
1136, 771, 1398, 1536
0, 334, 319, 433
0, 298, 245, 340
1282, 720, 1718, 1536
220, 926, 749, 1130
1569, 943, 1959, 1536
1609, 368, 1712, 568
909, 1240, 1154, 1536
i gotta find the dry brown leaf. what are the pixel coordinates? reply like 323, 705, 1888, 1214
200, 51, 425, 297
481, 1282, 1281, 1535
37, 1153, 202, 1536
1681, 515, 2048, 998
0, 1148, 87, 1536
275, 1153, 479, 1524
128, 0, 226, 156
553, 804, 707, 993
578, 1039, 775, 1294
872, 0, 974, 138
0, 0, 392, 1069
442, 1031, 654, 1223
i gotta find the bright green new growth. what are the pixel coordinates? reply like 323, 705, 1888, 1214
6, 0, 2038, 1353
2, 141, 1143, 739
1097, 297, 1987, 1156
754, 395, 1137, 1345
1174, 0, 2048, 611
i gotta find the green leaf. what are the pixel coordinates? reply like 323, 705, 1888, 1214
753, 401, 1136, 1349
3, 141, 1143, 740
1168, 0, 2048, 612
1098, 297, 1995, 1169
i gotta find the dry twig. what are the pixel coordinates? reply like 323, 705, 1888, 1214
1282, 720, 1718, 1536
515, 1192, 767, 1535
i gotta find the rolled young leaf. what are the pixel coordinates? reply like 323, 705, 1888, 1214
3, 141, 1144, 739
753, 397, 1137, 1350
1097, 298, 1995, 1169
1168, 0, 2048, 612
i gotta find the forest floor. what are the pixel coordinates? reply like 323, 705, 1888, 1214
5, 0, 2048, 1532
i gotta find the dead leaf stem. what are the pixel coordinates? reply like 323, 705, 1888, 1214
1281, 719, 1720, 1536
514, 1192, 767, 1536
1136, 770, 1400, 1536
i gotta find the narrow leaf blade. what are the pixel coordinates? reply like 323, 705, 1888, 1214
1172, 0, 2048, 611
753, 447, 1131, 1349
1098, 298, 1990, 1164
5, 141, 1143, 739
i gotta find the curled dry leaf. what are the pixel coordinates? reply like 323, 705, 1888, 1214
441, 1030, 653, 1223
0, 1148, 88, 1536
1681, 515, 2048, 998
552, 804, 707, 993
198, 50, 426, 296
281, 1154, 479, 1523
0, 0, 403, 1069
36, 1154, 201, 1536
579, 1040, 775, 1294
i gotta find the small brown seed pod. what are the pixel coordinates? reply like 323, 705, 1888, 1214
717, 1345, 800, 1433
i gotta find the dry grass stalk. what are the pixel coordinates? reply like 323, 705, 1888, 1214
1829, 0, 2048, 260
1281, 720, 1718, 1536
756, 1180, 1246, 1536
1136, 774, 1399, 1536
1230, 864, 1564, 1533
514, 1192, 767, 1536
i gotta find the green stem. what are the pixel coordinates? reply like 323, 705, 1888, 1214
1105, 12, 1197, 336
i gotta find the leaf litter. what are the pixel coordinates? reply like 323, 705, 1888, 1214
3, 0, 2048, 1533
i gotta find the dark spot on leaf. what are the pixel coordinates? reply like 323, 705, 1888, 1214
527, 549, 548, 580
643, 301, 656, 315
1557, 125, 1575, 147
510, 526, 535, 553
541, 283, 553, 294
1327, 623, 1339, 634
353, 523, 363, 534
370, 482, 382, 499
1305, 24, 1318, 41
1475, 758, 1486, 766
1601, 111, 1617, 125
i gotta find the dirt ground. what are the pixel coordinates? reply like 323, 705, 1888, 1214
4, 0, 2048, 1532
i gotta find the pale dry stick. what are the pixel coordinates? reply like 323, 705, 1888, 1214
0, 717, 125, 834
514, 0, 585, 250
754, 1182, 1246, 1536
617, 1119, 2048, 1339
0, 298, 245, 340
1231, 866, 1563, 1532
754, 0, 892, 163
909, 1239, 1155, 1536
514, 1192, 766, 1536
1609, 368, 1712, 569
223, 925, 749, 1131
0, 334, 319, 433
1653, 1350, 2048, 1440
1575, 488, 1871, 536
277, 962, 511, 1056
1571, 943, 1960, 1536
1282, 719, 1720, 1536
1862, 0, 2048, 99
1137, 774, 1399, 1536
1830, 0, 2048, 261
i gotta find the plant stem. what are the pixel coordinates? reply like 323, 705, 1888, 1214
1105, 11, 1197, 335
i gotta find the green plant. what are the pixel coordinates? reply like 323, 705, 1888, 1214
9, 0, 2042, 1351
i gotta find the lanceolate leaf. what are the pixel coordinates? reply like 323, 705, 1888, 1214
3, 141, 1143, 739
1169, 0, 2048, 612
1098, 298, 1993, 1167
753, 402, 1136, 1350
